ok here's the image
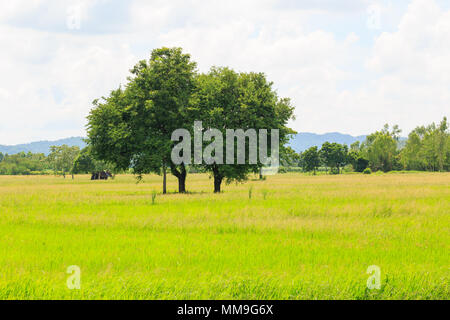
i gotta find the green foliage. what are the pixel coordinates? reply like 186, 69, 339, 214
329, 167, 340, 175
47, 145, 80, 177
88, 49, 295, 193
342, 164, 354, 173
345, 119, 449, 173
87, 47, 197, 193
281, 146, 301, 167
363, 168, 372, 174
278, 167, 287, 173
319, 141, 333, 171
361, 124, 401, 172
72, 147, 109, 174
191, 67, 295, 192
295, 119, 447, 175
0, 152, 49, 175
348, 149, 369, 172
301, 146, 320, 174
350, 141, 361, 152
401, 117, 449, 172
319, 142, 348, 174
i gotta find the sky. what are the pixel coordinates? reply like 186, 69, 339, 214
0, 0, 449, 145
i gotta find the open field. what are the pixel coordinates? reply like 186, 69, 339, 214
0, 173, 448, 299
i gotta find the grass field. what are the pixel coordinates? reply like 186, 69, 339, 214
0, 172, 448, 299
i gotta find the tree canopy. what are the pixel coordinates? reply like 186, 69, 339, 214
87, 47, 197, 193
361, 124, 401, 172
401, 117, 449, 171
87, 47, 295, 193
47, 145, 80, 178
301, 146, 320, 174
190, 67, 295, 192
72, 147, 110, 174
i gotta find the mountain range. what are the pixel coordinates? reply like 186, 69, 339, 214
0, 133, 371, 155
287, 132, 367, 152
0, 137, 87, 156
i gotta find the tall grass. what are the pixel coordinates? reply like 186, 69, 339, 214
151, 191, 157, 205
0, 172, 448, 299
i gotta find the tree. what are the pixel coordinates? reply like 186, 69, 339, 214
0, 152, 49, 175
350, 141, 361, 152
331, 143, 348, 174
319, 142, 333, 173
281, 146, 301, 168
347, 140, 369, 172
0, 152, 3, 162
431, 117, 448, 172
319, 142, 348, 174
401, 117, 449, 171
361, 124, 400, 172
72, 147, 109, 174
401, 129, 427, 170
87, 47, 197, 193
47, 145, 80, 178
301, 146, 320, 174
348, 150, 369, 172
190, 67, 295, 192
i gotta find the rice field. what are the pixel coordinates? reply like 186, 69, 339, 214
0, 172, 448, 299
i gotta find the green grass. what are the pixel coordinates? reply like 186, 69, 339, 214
0, 173, 448, 299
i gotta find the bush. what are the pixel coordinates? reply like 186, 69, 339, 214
330, 167, 340, 175
363, 168, 372, 175
355, 157, 369, 172
342, 164, 354, 173
278, 167, 288, 173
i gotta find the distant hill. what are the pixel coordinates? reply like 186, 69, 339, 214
0, 133, 405, 155
0, 137, 86, 155
288, 132, 367, 153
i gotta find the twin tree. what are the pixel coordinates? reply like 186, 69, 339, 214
87, 47, 295, 193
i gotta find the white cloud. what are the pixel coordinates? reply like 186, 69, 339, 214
0, 24, 135, 144
0, 0, 449, 144
0, 1, 44, 21
362, 0, 450, 131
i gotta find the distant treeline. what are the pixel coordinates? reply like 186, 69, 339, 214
1, 117, 448, 176
0, 152, 49, 175
0, 145, 115, 177
285, 118, 450, 174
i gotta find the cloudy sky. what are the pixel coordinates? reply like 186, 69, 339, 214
0, 0, 449, 145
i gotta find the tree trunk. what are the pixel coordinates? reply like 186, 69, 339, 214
162, 164, 167, 194
72, 174, 74, 180
214, 175, 222, 193
178, 174, 186, 193
213, 166, 223, 193
170, 163, 187, 193
179, 164, 187, 193
259, 167, 263, 180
